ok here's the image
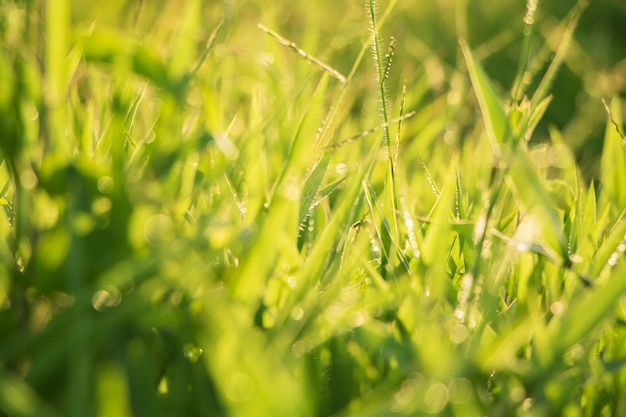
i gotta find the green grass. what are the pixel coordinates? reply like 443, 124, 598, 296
1, 0, 626, 416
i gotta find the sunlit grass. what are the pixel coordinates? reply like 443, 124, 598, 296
0, 0, 625, 416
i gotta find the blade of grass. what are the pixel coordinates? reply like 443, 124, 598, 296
507, 149, 569, 265
588, 212, 626, 279
168, 0, 200, 79
299, 147, 332, 228
536, 261, 626, 371
421, 162, 457, 299
511, 0, 540, 101
0, 370, 63, 417
258, 24, 347, 84
367, 0, 402, 276
44, 0, 71, 159
600, 97, 626, 207
522, 94, 552, 143
363, 182, 411, 277
460, 38, 512, 155
268, 75, 329, 207
514, 0, 588, 142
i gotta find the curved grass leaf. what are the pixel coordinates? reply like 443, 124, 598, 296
536, 261, 626, 371
507, 150, 569, 264
600, 97, 626, 208
588, 214, 626, 279
298, 149, 332, 228
0, 370, 62, 417
460, 39, 512, 155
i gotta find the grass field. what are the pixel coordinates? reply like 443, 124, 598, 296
1, 0, 626, 416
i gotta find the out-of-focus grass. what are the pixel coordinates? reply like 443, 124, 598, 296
0, 0, 625, 416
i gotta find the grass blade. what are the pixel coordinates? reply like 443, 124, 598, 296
600, 97, 626, 208
536, 261, 626, 371
514, 1, 588, 142
0, 370, 63, 417
460, 38, 512, 155
299, 148, 332, 228
507, 150, 569, 264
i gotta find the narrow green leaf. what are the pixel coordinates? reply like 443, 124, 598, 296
522, 94, 553, 143
0, 48, 18, 161
363, 182, 411, 277
318, 176, 346, 200
168, 0, 200, 78
511, 0, 541, 101
589, 215, 626, 279
600, 97, 626, 208
299, 148, 332, 228
460, 39, 512, 154
45, 0, 70, 105
269, 75, 329, 206
538, 261, 626, 369
507, 150, 569, 264
479, 314, 543, 371
0, 370, 62, 417
514, 1, 587, 142
528, 2, 586, 113
581, 181, 597, 247
229, 197, 296, 304
421, 163, 457, 298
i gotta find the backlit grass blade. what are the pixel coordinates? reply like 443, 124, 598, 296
460, 38, 512, 155
421, 162, 457, 298
96, 365, 132, 417
44, 0, 69, 107
514, 1, 587, 142
478, 313, 543, 371
600, 97, 626, 208
454, 168, 476, 271
299, 148, 332, 228
363, 182, 411, 277
199, 295, 313, 417
578, 181, 596, 254
168, 0, 200, 79
258, 24, 346, 84
528, 1, 587, 112
228, 196, 296, 304
507, 149, 569, 264
536, 261, 626, 371
269, 75, 329, 206
511, 0, 540, 101
0, 47, 18, 186
588, 214, 626, 279
44, 0, 71, 160
522, 94, 552, 143
367, 0, 402, 272
272, 142, 381, 336
0, 370, 62, 417
367, 0, 392, 142
231, 75, 328, 303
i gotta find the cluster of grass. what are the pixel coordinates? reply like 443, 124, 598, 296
1, 0, 626, 416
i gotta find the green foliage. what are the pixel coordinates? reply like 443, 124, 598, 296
1, 0, 625, 416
